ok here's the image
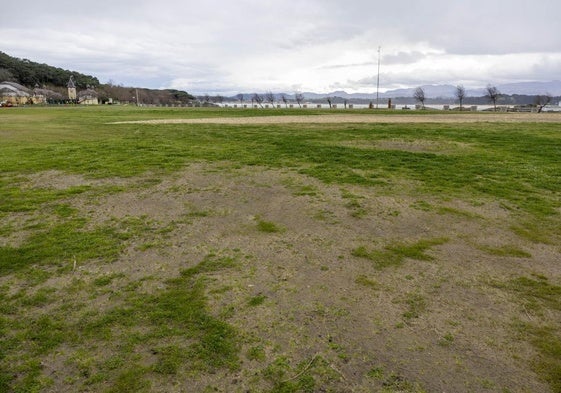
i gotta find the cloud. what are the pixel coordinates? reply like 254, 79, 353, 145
1, 0, 560, 94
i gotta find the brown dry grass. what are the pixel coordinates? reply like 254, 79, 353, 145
111, 112, 561, 125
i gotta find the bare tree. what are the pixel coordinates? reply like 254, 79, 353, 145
252, 93, 264, 108
455, 85, 466, 111
294, 92, 304, 108
236, 93, 244, 105
326, 97, 332, 108
265, 91, 275, 107
212, 95, 224, 105
535, 93, 552, 113
281, 94, 288, 108
485, 85, 501, 111
413, 87, 426, 109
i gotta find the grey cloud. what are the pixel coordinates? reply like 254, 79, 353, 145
382, 52, 427, 65
318, 62, 376, 70
1, 0, 560, 93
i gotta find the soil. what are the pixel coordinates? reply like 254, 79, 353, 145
31, 160, 556, 392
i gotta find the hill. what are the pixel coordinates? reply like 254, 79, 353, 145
300, 82, 561, 101
0, 51, 195, 105
0, 51, 99, 88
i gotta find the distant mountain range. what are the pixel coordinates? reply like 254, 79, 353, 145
226, 82, 561, 106
301, 81, 561, 99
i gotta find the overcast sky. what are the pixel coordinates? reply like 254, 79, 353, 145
1, 0, 560, 94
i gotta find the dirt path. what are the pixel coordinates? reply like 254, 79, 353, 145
111, 112, 561, 125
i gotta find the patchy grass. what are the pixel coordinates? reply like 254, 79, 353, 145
0, 218, 127, 276
0, 252, 240, 392
0, 107, 560, 392
352, 238, 448, 269
478, 245, 532, 258
402, 292, 428, 321
501, 276, 561, 311
355, 275, 379, 289
496, 276, 561, 392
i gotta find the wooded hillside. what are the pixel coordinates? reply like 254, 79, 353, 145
0, 51, 195, 105
0, 51, 99, 88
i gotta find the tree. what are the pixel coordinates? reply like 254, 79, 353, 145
413, 87, 426, 109
265, 91, 275, 107
485, 85, 501, 111
535, 93, 552, 113
281, 94, 288, 108
326, 97, 332, 108
0, 68, 14, 81
236, 93, 244, 105
252, 93, 264, 108
294, 92, 304, 108
455, 85, 466, 111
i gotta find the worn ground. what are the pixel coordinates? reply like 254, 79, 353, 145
1, 109, 560, 392
20, 162, 555, 392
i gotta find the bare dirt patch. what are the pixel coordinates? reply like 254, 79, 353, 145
57, 162, 556, 392
110, 112, 561, 125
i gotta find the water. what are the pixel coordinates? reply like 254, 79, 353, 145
218, 102, 499, 111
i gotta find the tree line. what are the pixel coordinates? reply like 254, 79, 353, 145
413, 84, 553, 111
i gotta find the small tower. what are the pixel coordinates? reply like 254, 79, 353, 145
67, 76, 77, 100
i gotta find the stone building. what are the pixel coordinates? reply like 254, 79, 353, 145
0, 81, 46, 105
77, 87, 99, 105
67, 76, 77, 100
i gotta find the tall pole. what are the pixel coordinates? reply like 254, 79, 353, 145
376, 46, 381, 109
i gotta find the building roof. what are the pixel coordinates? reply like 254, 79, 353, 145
78, 88, 98, 98
0, 81, 31, 96
67, 76, 76, 89
34, 87, 63, 99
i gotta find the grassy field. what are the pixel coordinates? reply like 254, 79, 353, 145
1, 106, 560, 392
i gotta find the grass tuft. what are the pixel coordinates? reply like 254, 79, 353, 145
352, 238, 448, 269
257, 219, 284, 233
478, 245, 531, 258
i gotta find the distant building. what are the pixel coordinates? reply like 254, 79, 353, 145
33, 85, 64, 103
77, 86, 99, 105
0, 81, 46, 105
66, 76, 99, 104
67, 76, 77, 100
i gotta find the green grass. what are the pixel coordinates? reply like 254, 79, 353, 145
248, 294, 267, 306
478, 245, 532, 258
257, 219, 284, 233
0, 252, 240, 392
1, 107, 560, 223
0, 218, 127, 276
352, 238, 448, 269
